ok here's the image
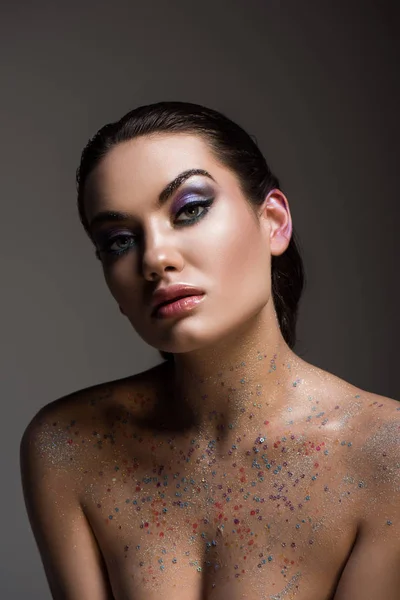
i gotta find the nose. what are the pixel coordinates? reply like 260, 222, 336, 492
141, 228, 185, 282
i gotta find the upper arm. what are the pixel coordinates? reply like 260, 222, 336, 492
20, 411, 114, 600
333, 514, 400, 599
334, 404, 400, 599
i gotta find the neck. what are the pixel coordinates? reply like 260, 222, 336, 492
164, 306, 304, 439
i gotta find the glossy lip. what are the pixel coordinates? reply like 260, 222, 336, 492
154, 294, 205, 319
150, 284, 205, 317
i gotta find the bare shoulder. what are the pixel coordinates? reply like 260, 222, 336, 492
317, 367, 400, 515
332, 379, 400, 475
325, 368, 399, 463
353, 389, 400, 492
20, 362, 167, 463
297, 360, 399, 491
21, 380, 115, 454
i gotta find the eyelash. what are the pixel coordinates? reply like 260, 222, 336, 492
96, 198, 214, 259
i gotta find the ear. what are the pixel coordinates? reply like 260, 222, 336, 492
258, 189, 292, 257
119, 305, 125, 316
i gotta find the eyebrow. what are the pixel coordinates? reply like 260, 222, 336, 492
88, 168, 216, 231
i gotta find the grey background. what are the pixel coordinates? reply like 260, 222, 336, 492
1, 0, 398, 597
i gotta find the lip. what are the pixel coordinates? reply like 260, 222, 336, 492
150, 284, 205, 317
154, 294, 205, 319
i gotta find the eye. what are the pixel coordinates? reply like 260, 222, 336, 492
109, 234, 135, 252
175, 199, 213, 223
97, 233, 136, 258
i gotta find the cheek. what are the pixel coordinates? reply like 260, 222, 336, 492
103, 264, 139, 309
205, 209, 271, 298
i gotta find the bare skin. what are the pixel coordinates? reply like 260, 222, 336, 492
21, 360, 399, 600
20, 132, 400, 598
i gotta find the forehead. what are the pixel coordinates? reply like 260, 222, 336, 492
84, 133, 236, 220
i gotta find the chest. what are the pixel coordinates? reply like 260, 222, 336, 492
79, 432, 360, 599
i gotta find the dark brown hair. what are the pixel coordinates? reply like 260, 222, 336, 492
76, 101, 305, 359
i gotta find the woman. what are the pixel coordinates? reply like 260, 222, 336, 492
20, 101, 399, 599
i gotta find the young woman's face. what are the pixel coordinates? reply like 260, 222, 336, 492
84, 133, 291, 354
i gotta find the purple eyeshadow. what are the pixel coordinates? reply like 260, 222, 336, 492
171, 185, 214, 215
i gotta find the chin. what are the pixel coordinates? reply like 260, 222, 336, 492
153, 336, 214, 356
142, 323, 222, 356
